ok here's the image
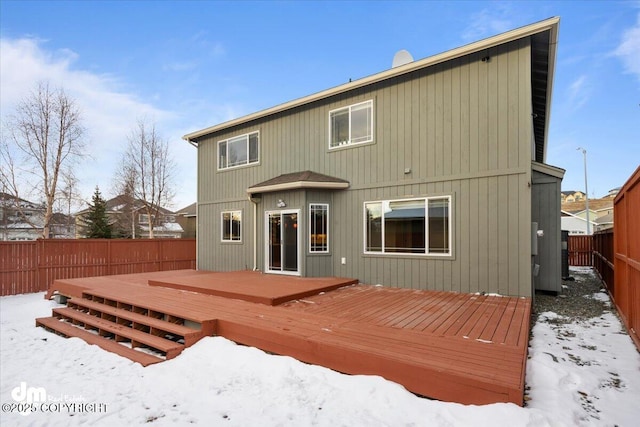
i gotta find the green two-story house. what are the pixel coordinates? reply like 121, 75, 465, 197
183, 17, 563, 297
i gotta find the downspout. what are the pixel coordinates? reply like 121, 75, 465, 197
248, 194, 258, 271
184, 136, 198, 269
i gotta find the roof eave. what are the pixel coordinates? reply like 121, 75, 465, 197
183, 17, 560, 144
247, 181, 350, 194
532, 161, 565, 179
542, 20, 559, 162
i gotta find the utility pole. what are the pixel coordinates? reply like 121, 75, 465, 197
577, 147, 590, 234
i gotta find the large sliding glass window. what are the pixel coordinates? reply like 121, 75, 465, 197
329, 100, 373, 149
364, 196, 451, 256
221, 210, 242, 242
309, 204, 329, 253
218, 131, 259, 170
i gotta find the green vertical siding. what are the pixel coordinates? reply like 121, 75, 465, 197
197, 37, 534, 296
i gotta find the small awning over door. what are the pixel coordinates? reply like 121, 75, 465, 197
247, 171, 349, 195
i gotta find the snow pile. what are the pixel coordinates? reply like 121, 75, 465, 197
527, 310, 640, 426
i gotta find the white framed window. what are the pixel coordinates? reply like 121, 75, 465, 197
364, 196, 452, 256
218, 131, 259, 170
138, 214, 155, 224
329, 100, 373, 149
309, 203, 329, 253
221, 210, 242, 242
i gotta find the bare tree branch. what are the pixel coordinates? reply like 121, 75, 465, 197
116, 119, 175, 239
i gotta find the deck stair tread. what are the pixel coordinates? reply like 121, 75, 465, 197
52, 307, 184, 358
68, 298, 202, 345
35, 316, 163, 367
80, 289, 215, 324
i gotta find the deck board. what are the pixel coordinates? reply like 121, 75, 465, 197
43, 270, 531, 406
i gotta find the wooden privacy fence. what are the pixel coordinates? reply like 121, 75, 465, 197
611, 166, 640, 350
568, 235, 593, 266
0, 239, 196, 296
593, 230, 614, 292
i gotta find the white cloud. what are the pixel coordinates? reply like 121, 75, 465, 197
461, 6, 515, 42
566, 75, 591, 111
613, 13, 640, 83
0, 37, 188, 208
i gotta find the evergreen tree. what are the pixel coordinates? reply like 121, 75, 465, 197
82, 186, 112, 238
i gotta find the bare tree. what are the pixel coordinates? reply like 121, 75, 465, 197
117, 119, 174, 238
55, 172, 82, 237
0, 81, 84, 238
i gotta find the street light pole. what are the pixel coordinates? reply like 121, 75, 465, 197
577, 147, 590, 234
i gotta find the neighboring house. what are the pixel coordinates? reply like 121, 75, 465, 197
594, 206, 614, 218
176, 203, 197, 238
561, 197, 613, 216
560, 197, 615, 234
594, 213, 613, 232
0, 193, 74, 240
561, 210, 597, 235
561, 190, 585, 203
571, 209, 599, 221
75, 195, 183, 239
605, 187, 621, 198
183, 18, 562, 297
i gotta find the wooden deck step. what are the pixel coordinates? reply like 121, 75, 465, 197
52, 307, 185, 359
35, 316, 163, 367
68, 298, 203, 346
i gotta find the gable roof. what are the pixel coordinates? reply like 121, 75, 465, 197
247, 171, 349, 194
177, 202, 197, 217
184, 17, 559, 163
76, 195, 176, 216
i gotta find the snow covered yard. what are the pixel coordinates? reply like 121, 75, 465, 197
1, 268, 638, 426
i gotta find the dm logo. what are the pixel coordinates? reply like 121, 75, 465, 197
11, 382, 47, 416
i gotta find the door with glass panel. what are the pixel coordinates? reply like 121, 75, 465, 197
265, 210, 300, 275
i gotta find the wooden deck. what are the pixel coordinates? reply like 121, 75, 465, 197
148, 271, 358, 305
38, 270, 531, 406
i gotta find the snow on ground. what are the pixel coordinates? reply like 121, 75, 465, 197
1, 269, 639, 426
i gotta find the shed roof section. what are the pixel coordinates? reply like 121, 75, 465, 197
247, 171, 350, 194
184, 18, 559, 163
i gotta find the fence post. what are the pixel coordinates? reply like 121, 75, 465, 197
37, 239, 43, 292
107, 239, 112, 275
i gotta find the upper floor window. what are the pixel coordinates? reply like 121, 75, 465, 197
218, 132, 259, 170
309, 203, 329, 253
221, 210, 242, 242
329, 100, 373, 149
364, 196, 452, 256
138, 214, 155, 224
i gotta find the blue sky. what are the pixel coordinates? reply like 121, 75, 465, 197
1, 1, 638, 210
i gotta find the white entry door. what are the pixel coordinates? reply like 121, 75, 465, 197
265, 209, 300, 275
